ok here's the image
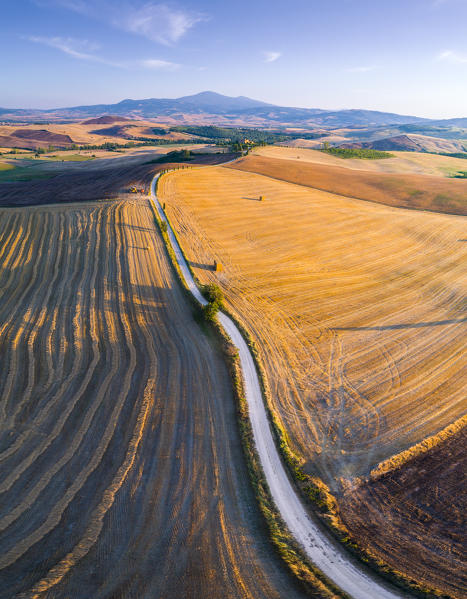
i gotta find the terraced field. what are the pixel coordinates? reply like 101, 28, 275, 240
0, 199, 307, 599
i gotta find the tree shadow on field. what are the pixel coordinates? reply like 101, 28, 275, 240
189, 261, 214, 271
334, 317, 467, 332
121, 223, 154, 233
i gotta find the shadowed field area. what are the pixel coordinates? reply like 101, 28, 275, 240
0, 199, 307, 599
0, 152, 235, 207
228, 154, 467, 215
340, 427, 466, 598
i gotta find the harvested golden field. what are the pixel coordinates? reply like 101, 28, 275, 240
255, 145, 467, 177
161, 165, 467, 597
0, 199, 307, 599
229, 155, 467, 215
160, 165, 467, 484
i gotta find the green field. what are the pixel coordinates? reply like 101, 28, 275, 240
0, 162, 57, 182
320, 147, 395, 159
45, 154, 95, 161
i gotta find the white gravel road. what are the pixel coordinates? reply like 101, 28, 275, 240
150, 172, 408, 599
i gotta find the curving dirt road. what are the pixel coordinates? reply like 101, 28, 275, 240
151, 173, 409, 599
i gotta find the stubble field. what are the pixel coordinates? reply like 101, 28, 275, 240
254, 145, 467, 178
0, 198, 307, 599
159, 163, 466, 596
229, 154, 467, 215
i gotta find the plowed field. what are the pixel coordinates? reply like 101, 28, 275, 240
0, 199, 307, 599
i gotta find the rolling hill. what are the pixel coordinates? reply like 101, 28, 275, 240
340, 133, 467, 153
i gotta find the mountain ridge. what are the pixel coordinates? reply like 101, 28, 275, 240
0, 91, 464, 129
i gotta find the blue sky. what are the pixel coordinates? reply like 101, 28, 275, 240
1, 0, 467, 117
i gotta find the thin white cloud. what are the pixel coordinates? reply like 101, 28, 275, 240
263, 51, 281, 63
26, 36, 102, 60
36, 1, 206, 45
438, 49, 467, 63
122, 4, 205, 45
346, 65, 376, 73
139, 58, 180, 70
25, 36, 180, 69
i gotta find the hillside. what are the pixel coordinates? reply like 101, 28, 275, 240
0, 128, 74, 149
341, 133, 466, 153
253, 145, 467, 177
82, 115, 132, 125
230, 154, 467, 215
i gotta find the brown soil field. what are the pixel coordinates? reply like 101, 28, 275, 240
0, 129, 74, 150
0, 198, 308, 599
160, 165, 467, 597
254, 145, 467, 178
230, 155, 467, 215
340, 427, 466, 598
0, 152, 234, 207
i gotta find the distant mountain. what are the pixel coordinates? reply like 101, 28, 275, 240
0, 92, 450, 129
427, 117, 467, 128
175, 91, 273, 111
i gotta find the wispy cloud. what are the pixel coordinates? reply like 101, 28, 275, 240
263, 51, 281, 63
438, 49, 467, 63
122, 3, 206, 45
36, 1, 207, 45
346, 65, 376, 73
25, 35, 180, 70
26, 36, 100, 60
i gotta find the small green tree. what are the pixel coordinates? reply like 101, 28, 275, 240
201, 283, 224, 321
